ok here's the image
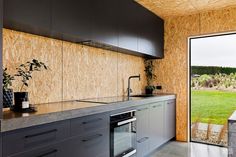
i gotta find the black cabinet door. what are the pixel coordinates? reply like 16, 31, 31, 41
117, 0, 139, 52
3, 120, 70, 157
69, 128, 109, 157
90, 0, 118, 47
52, 0, 92, 42
137, 6, 164, 58
11, 141, 71, 157
3, 0, 51, 37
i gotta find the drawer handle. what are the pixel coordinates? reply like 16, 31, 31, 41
137, 137, 149, 143
137, 108, 148, 111
25, 129, 58, 139
82, 118, 103, 125
36, 149, 58, 157
153, 105, 161, 108
82, 134, 103, 142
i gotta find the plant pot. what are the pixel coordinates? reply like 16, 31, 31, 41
145, 88, 154, 95
3, 89, 13, 108
14, 92, 29, 111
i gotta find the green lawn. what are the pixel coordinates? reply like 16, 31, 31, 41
191, 90, 236, 125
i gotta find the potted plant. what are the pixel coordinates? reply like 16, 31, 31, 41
14, 59, 48, 110
144, 59, 157, 95
3, 68, 15, 108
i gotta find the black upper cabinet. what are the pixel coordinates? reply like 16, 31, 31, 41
136, 4, 164, 58
52, 0, 92, 42
3, 0, 51, 37
3, 0, 164, 58
90, 0, 118, 47
117, 0, 139, 52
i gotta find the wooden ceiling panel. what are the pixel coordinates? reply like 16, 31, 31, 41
136, 0, 236, 18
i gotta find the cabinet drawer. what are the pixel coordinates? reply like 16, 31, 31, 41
166, 99, 175, 105
137, 137, 149, 157
150, 101, 163, 108
3, 120, 70, 156
69, 128, 109, 157
136, 105, 149, 140
11, 141, 70, 157
70, 113, 109, 137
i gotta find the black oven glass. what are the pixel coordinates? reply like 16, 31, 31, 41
110, 111, 136, 157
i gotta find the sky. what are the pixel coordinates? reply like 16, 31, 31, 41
191, 33, 236, 68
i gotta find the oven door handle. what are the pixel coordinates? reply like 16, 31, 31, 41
117, 117, 136, 126
122, 149, 137, 157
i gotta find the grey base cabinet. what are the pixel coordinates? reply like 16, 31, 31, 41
68, 128, 109, 157
1, 99, 175, 157
136, 105, 150, 157
2, 113, 109, 157
3, 120, 70, 157
10, 140, 71, 157
164, 100, 176, 142
136, 99, 176, 157
149, 102, 165, 150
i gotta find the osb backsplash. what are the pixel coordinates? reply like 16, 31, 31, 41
3, 29, 146, 104
156, 7, 236, 141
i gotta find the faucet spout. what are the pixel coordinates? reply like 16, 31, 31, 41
128, 74, 141, 98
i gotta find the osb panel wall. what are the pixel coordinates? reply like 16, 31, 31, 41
3, 29, 146, 104
138, 0, 236, 18
156, 7, 236, 141
3, 29, 63, 104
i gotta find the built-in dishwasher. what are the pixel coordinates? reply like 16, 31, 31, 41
110, 110, 137, 157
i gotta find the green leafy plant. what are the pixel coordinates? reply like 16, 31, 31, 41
3, 67, 14, 91
15, 59, 48, 91
144, 59, 157, 88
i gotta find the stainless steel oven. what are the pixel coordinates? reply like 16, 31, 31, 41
110, 110, 137, 157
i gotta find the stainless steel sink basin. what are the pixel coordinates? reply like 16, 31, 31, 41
130, 94, 155, 98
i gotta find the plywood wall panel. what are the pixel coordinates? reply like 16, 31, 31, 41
3, 29, 146, 104
117, 53, 146, 96
157, 7, 236, 141
155, 14, 199, 141
199, 8, 236, 34
138, 0, 236, 18
3, 29, 63, 104
62, 42, 118, 100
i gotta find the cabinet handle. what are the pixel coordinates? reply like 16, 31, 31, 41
137, 137, 149, 143
82, 118, 103, 125
152, 104, 161, 108
137, 107, 148, 111
82, 134, 103, 142
25, 129, 58, 139
36, 149, 58, 157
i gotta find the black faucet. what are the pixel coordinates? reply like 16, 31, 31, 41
127, 74, 141, 98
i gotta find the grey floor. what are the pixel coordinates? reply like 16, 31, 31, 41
150, 141, 228, 157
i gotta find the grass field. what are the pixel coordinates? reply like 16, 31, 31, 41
191, 90, 236, 125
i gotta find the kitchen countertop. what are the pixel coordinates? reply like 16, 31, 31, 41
1, 94, 176, 132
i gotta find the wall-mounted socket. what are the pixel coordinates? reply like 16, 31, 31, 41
156, 85, 162, 90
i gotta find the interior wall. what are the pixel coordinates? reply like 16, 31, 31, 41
3, 29, 146, 104
156, 6, 236, 141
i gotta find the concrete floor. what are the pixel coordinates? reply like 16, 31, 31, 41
150, 141, 228, 157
